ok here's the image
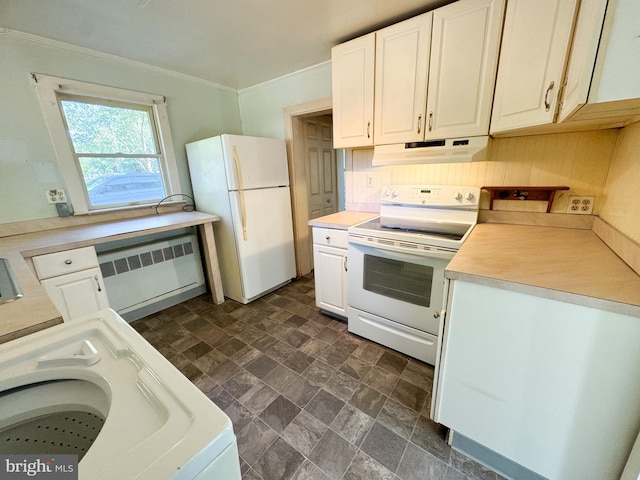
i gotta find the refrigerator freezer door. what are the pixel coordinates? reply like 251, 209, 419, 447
222, 135, 290, 191
229, 187, 296, 303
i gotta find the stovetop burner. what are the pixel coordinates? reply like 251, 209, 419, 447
356, 217, 469, 241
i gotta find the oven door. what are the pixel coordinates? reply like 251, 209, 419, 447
348, 240, 451, 335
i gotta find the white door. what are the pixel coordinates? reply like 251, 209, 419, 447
41, 267, 109, 321
221, 134, 290, 190
374, 12, 432, 145
425, 0, 505, 139
229, 187, 296, 302
490, 0, 579, 133
331, 33, 375, 148
305, 117, 337, 220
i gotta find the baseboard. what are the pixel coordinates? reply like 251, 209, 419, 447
118, 285, 206, 322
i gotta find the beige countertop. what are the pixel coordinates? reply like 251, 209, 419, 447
308, 211, 378, 230
447, 223, 640, 317
0, 211, 221, 343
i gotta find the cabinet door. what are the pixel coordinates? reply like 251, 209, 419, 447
41, 267, 109, 321
490, 0, 579, 134
331, 33, 375, 148
313, 244, 347, 318
374, 13, 432, 145
426, 0, 505, 139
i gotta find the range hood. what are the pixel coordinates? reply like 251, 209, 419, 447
372, 136, 490, 166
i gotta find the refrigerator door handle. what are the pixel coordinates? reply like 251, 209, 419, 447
232, 145, 248, 240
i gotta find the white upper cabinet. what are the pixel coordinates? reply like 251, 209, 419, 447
490, 0, 579, 134
426, 0, 505, 139
561, 0, 640, 122
331, 33, 375, 148
374, 13, 432, 145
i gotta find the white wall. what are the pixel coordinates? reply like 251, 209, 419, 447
0, 32, 242, 224
238, 62, 332, 139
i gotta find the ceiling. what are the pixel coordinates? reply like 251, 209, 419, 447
1, 0, 453, 90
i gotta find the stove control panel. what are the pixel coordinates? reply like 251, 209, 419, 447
381, 185, 480, 207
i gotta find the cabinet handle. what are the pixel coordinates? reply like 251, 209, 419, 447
428, 111, 433, 132
417, 114, 422, 134
93, 275, 102, 292
325, 235, 331, 241
344, 257, 348, 272
367, 121, 371, 139
64, 259, 72, 265
544, 81, 555, 112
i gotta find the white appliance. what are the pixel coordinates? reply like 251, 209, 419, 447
0, 309, 241, 480
348, 184, 480, 365
186, 134, 296, 304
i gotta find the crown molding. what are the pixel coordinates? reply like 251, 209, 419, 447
238, 60, 331, 95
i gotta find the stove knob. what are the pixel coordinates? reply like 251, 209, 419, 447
466, 192, 475, 202
383, 188, 391, 199
391, 189, 399, 198
455, 192, 463, 201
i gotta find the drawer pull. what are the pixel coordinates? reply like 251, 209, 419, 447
325, 235, 331, 241
64, 259, 72, 265
94, 275, 102, 292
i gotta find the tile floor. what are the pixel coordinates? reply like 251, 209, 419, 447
131, 274, 503, 480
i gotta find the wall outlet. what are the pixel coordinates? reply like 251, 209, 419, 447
45, 188, 67, 204
366, 174, 375, 188
567, 195, 595, 214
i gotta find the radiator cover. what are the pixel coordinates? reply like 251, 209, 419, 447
97, 232, 206, 322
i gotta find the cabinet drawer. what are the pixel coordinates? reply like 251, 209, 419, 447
32, 246, 99, 280
313, 228, 348, 249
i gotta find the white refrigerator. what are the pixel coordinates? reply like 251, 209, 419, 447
186, 134, 296, 304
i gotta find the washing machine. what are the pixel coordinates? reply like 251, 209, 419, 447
0, 309, 241, 480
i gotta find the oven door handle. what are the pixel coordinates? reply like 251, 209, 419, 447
348, 235, 456, 261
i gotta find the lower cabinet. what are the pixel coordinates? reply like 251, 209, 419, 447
312, 227, 348, 318
32, 246, 109, 322
433, 280, 640, 480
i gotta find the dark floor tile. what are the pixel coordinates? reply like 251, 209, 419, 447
266, 340, 298, 362
170, 333, 202, 353
329, 403, 374, 446
259, 394, 301, 433
304, 389, 345, 426
285, 350, 316, 374
376, 351, 409, 376
377, 398, 419, 440
223, 371, 261, 399
343, 450, 396, 480
183, 316, 211, 332
252, 334, 280, 352
316, 345, 352, 368
362, 365, 399, 396
285, 314, 308, 328
349, 383, 387, 418
218, 337, 248, 357
316, 327, 341, 343
411, 415, 451, 462
246, 354, 280, 379
360, 421, 408, 473
195, 324, 232, 347
237, 417, 279, 466
308, 430, 358, 480
263, 365, 320, 408
302, 360, 336, 385
231, 345, 263, 367
209, 359, 242, 384
390, 378, 429, 412
324, 370, 360, 402
291, 460, 331, 480
299, 337, 331, 357
238, 382, 280, 415
254, 437, 305, 480
281, 410, 328, 456
401, 359, 435, 391
206, 385, 235, 410
340, 355, 372, 380
284, 330, 311, 349
192, 349, 227, 374
450, 448, 498, 480
224, 399, 254, 434
396, 442, 449, 480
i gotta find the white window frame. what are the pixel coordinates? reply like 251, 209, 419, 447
32, 73, 180, 214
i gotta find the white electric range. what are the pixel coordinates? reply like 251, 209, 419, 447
347, 184, 480, 365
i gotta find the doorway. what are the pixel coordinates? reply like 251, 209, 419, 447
284, 98, 345, 276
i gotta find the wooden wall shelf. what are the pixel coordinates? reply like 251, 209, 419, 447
482, 186, 570, 212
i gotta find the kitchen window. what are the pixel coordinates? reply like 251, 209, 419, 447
32, 74, 180, 214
